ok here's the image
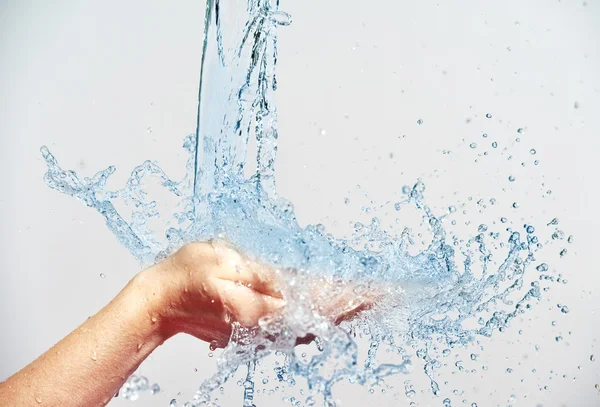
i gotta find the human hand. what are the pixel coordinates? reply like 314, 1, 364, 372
140, 241, 374, 348
141, 241, 285, 347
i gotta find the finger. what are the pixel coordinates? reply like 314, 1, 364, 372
211, 242, 283, 298
218, 279, 285, 327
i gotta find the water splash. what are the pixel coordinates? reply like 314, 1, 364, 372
41, 0, 565, 405
119, 374, 161, 401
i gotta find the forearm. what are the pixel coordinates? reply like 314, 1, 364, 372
0, 267, 172, 407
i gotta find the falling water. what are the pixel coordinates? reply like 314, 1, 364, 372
40, 1, 568, 406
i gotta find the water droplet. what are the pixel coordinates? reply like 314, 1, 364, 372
146, 127, 153, 133
344, 198, 350, 205
262, 378, 269, 385
394, 202, 402, 211
470, 353, 478, 361
526, 225, 535, 234
560, 249, 567, 257
35, 396, 42, 404
470, 143, 477, 149
555, 336, 563, 342
91, 350, 97, 361
517, 128, 524, 133
506, 368, 513, 373
478, 224, 488, 233
208, 352, 214, 358
512, 202, 519, 209
448, 206, 456, 213
100, 273, 106, 279
536, 263, 548, 272
500, 217, 508, 223
170, 399, 178, 407
560, 305, 569, 314
209, 341, 218, 351
508, 175, 515, 182
530, 149, 537, 155
402, 185, 411, 194
482, 133, 488, 138
568, 235, 574, 244
320, 129, 327, 136
591, 354, 596, 362
151, 383, 161, 394
269, 11, 292, 26
417, 119, 423, 125
486, 113, 492, 118
492, 142, 498, 148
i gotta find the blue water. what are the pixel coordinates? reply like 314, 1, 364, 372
41, 1, 568, 406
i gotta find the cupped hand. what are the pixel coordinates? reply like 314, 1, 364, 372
144, 242, 374, 348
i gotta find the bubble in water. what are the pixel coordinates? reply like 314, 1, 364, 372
512, 202, 519, 208
470, 143, 477, 148
530, 149, 537, 155
417, 119, 423, 125
492, 142, 498, 148
508, 175, 515, 182
486, 113, 492, 118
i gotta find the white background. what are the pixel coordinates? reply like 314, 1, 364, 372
1, 0, 599, 406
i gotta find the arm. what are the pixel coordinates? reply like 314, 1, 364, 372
0, 242, 284, 407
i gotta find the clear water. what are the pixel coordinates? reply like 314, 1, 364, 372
40, 1, 567, 405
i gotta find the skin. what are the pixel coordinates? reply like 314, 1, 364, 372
0, 241, 368, 407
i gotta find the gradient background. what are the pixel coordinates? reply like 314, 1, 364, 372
1, 0, 599, 405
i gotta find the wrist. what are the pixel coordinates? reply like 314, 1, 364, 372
126, 265, 183, 342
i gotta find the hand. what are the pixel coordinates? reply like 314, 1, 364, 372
143, 241, 286, 347
142, 241, 375, 348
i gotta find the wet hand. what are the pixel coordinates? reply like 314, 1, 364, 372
144, 242, 285, 348
141, 242, 373, 348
